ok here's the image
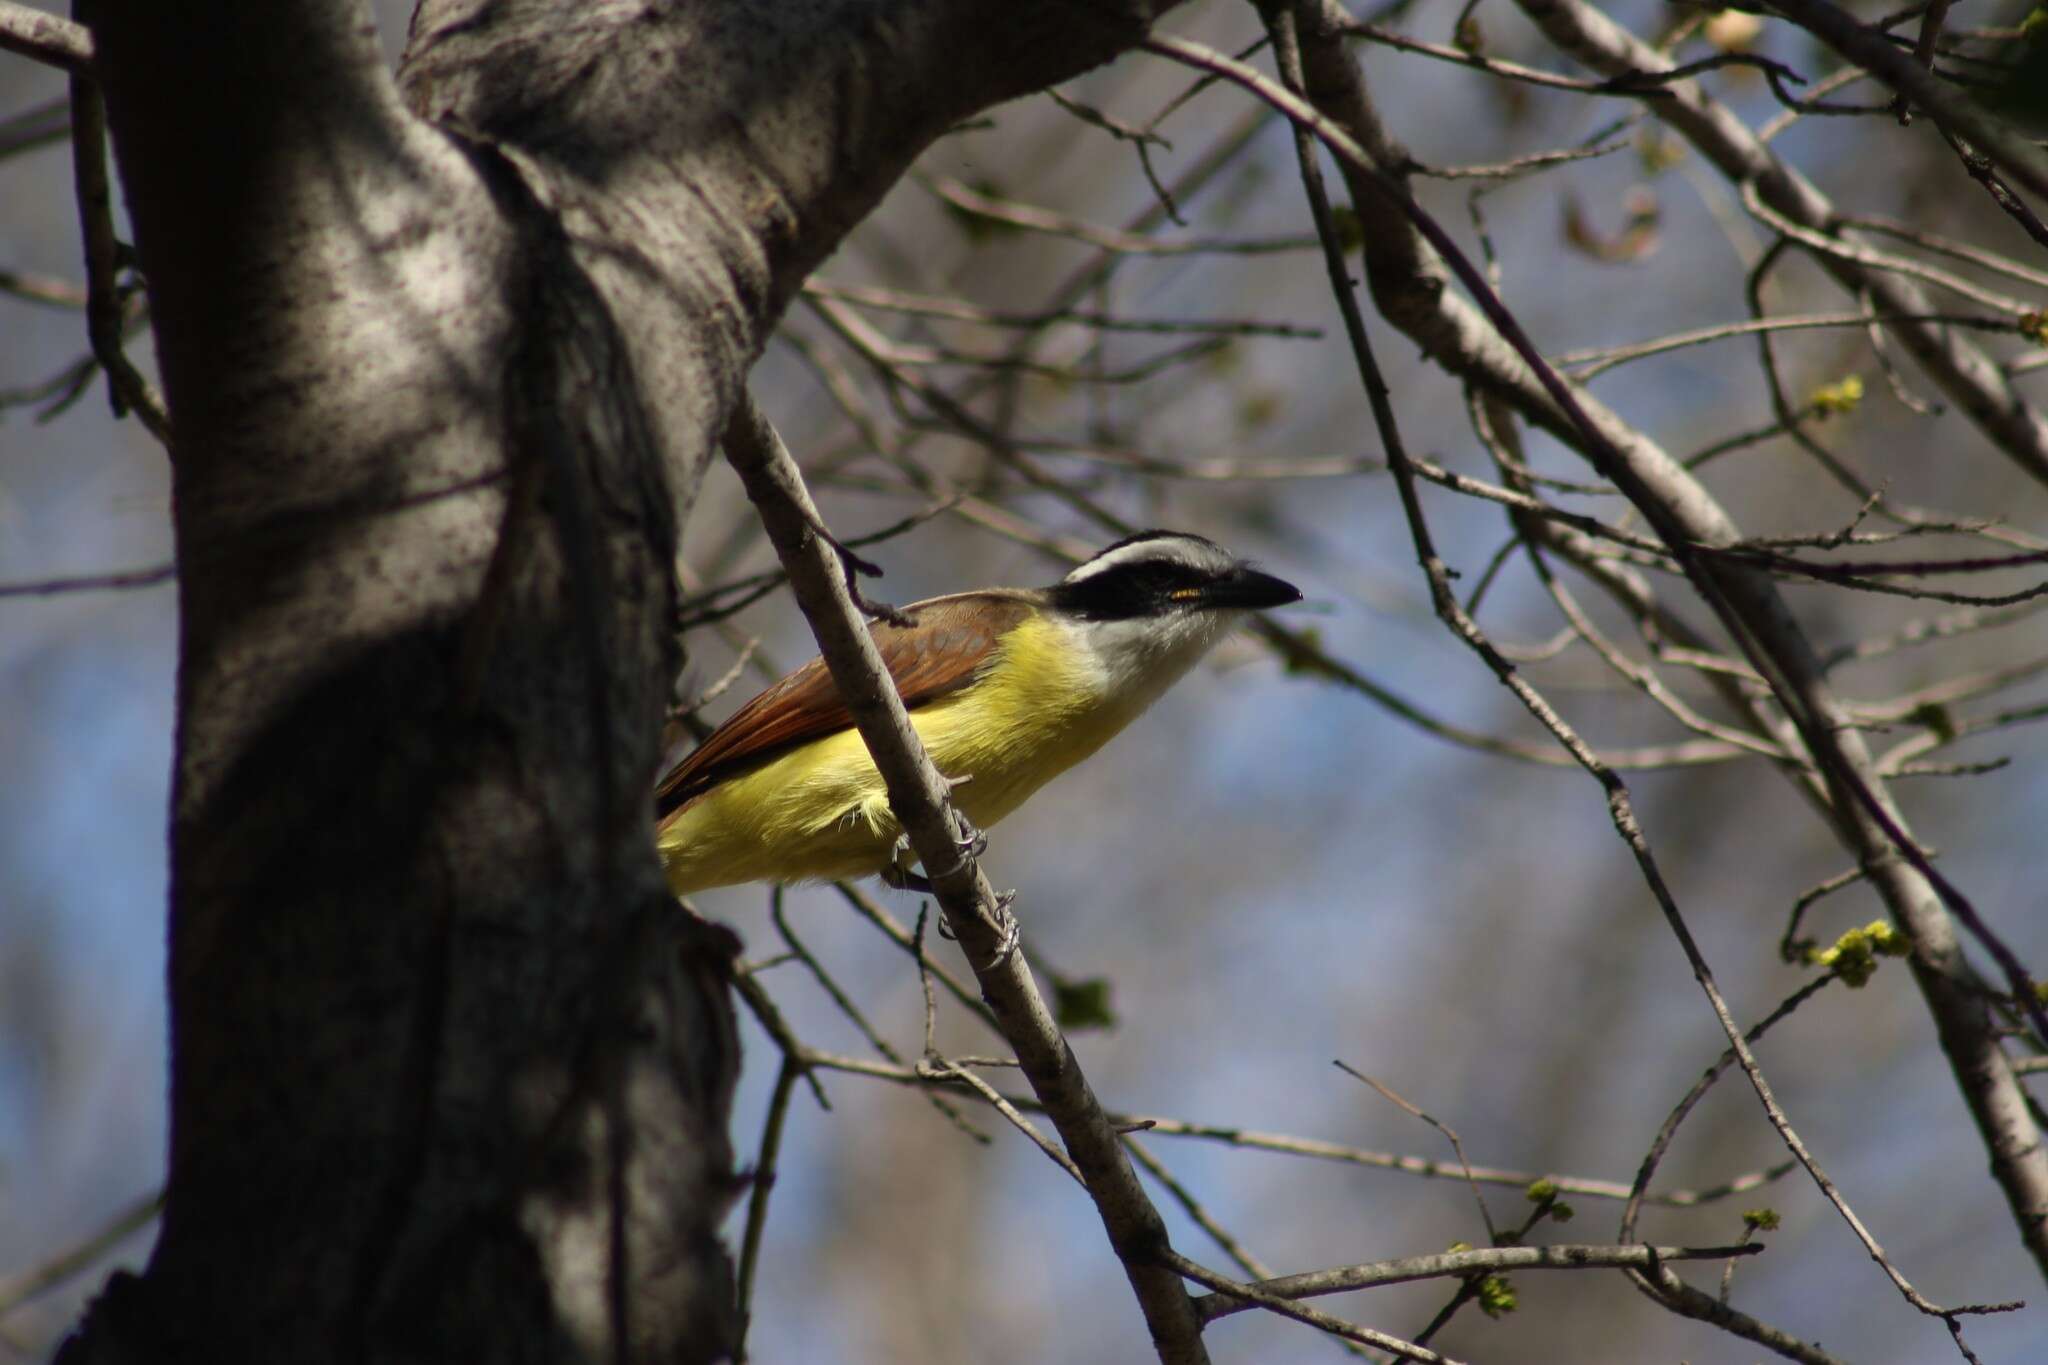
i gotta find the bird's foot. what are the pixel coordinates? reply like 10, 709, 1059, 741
929, 887, 1020, 970
880, 833, 933, 894
979, 890, 1022, 971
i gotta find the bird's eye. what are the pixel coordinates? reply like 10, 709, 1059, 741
1169, 587, 1202, 601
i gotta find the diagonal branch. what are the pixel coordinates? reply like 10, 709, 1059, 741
718, 392, 1211, 1365
0, 1, 93, 73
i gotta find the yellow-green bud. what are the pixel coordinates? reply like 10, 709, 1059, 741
1809, 375, 1864, 417
1476, 1275, 1518, 1318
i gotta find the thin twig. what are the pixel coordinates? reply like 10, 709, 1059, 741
0, 1191, 162, 1319
1163, 1249, 1452, 1363
1336, 1062, 1497, 1242
796, 1046, 1799, 1206
69, 78, 170, 447
1195, 1241, 1767, 1324
0, 563, 175, 598
732, 1057, 802, 1365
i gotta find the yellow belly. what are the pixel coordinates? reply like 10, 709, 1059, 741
658, 617, 1141, 895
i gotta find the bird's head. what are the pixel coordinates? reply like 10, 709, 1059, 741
1048, 530, 1301, 621
1043, 530, 1300, 684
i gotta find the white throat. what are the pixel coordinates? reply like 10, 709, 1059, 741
1071, 607, 1246, 713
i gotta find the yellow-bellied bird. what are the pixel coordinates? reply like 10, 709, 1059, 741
656, 531, 1299, 895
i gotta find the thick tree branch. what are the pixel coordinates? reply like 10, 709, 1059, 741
0, 1, 92, 72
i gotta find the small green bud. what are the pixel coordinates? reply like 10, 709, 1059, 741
1525, 1179, 1559, 1203
1743, 1208, 1782, 1232
1864, 920, 1909, 958
1476, 1274, 1518, 1318
1810, 924, 1884, 987
1808, 375, 1864, 417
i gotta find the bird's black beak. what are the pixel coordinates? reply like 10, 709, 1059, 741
1206, 563, 1302, 611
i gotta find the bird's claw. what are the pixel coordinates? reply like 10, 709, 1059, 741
880, 833, 934, 894
923, 888, 1020, 971
881, 863, 936, 895
979, 891, 1021, 971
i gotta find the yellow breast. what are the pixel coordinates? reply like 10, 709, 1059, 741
659, 614, 1141, 894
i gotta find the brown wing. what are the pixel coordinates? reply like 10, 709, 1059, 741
654, 592, 1035, 820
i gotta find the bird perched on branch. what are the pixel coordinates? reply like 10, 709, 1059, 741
656, 530, 1299, 895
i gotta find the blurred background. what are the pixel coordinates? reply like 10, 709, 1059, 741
6, 0, 2048, 1359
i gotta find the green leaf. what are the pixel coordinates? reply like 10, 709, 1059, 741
1050, 973, 1117, 1031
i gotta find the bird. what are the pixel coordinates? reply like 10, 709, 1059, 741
654, 529, 1300, 896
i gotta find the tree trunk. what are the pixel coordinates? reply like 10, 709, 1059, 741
58, 2, 1168, 1360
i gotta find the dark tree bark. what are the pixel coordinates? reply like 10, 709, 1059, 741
57, 2, 1171, 1360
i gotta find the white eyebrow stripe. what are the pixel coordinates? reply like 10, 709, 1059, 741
1062, 533, 1232, 584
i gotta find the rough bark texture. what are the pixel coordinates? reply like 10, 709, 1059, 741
58, 2, 1171, 1362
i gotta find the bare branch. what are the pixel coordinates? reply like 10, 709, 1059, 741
0, 561, 174, 598
0, 2, 93, 74
1560, 310, 2026, 382
732, 1057, 802, 1365
805, 279, 1320, 339
718, 392, 1210, 1364
921, 172, 1317, 258
798, 1047, 1797, 1208
1162, 1249, 1452, 1362
0, 1190, 161, 1319
1195, 1241, 1767, 1324
69, 77, 170, 446
0, 266, 87, 309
